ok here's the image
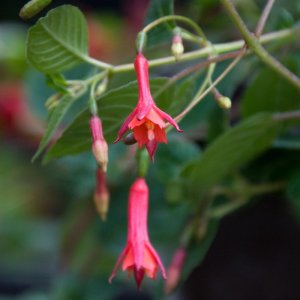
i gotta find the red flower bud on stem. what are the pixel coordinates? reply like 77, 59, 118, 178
115, 53, 182, 160
165, 247, 187, 294
90, 115, 108, 172
109, 178, 167, 288
94, 167, 110, 221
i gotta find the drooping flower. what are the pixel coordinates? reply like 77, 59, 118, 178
115, 53, 182, 160
165, 247, 187, 294
109, 177, 167, 288
90, 115, 108, 172
94, 167, 110, 221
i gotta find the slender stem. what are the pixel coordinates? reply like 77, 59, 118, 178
221, 0, 300, 89
255, 0, 275, 37
111, 27, 298, 73
173, 52, 245, 123
273, 111, 300, 121
142, 15, 207, 41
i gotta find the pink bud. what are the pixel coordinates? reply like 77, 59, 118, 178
90, 116, 108, 172
165, 247, 187, 294
94, 167, 110, 221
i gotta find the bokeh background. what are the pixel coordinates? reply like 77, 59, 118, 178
0, 0, 300, 299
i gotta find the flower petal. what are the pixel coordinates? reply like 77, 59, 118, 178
132, 125, 149, 147
109, 244, 130, 283
146, 108, 165, 128
114, 108, 137, 143
153, 106, 183, 132
154, 125, 167, 143
146, 242, 167, 279
145, 140, 158, 161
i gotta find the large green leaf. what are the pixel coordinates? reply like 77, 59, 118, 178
26, 5, 88, 73
182, 113, 283, 199
241, 58, 300, 118
144, 0, 175, 48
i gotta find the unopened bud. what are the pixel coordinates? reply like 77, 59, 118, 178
171, 30, 184, 61
123, 133, 137, 145
45, 94, 60, 111
95, 77, 108, 98
165, 247, 187, 294
90, 116, 108, 172
94, 167, 110, 221
217, 96, 232, 110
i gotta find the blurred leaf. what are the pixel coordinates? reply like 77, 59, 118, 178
155, 135, 200, 183
287, 171, 300, 222
32, 93, 78, 161
182, 113, 282, 200
26, 5, 88, 73
241, 58, 300, 118
182, 219, 219, 280
145, 0, 175, 48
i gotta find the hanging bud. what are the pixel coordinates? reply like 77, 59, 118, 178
212, 88, 231, 110
94, 167, 110, 221
19, 0, 52, 19
171, 28, 184, 61
165, 247, 187, 294
217, 96, 232, 110
89, 115, 108, 172
95, 77, 108, 98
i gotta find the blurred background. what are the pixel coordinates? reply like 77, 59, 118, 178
0, 0, 300, 299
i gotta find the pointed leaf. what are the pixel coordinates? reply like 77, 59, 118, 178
32, 94, 75, 161
182, 113, 283, 199
26, 5, 88, 73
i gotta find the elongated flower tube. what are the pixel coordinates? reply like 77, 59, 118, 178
109, 177, 167, 288
115, 53, 182, 160
90, 115, 108, 172
94, 167, 110, 221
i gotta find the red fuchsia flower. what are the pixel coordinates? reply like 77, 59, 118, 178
90, 115, 108, 172
165, 247, 187, 294
115, 53, 183, 160
94, 167, 110, 221
109, 177, 167, 288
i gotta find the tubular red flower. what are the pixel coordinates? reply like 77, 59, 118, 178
109, 178, 167, 288
115, 53, 182, 160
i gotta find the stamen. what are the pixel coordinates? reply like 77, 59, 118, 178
146, 121, 155, 141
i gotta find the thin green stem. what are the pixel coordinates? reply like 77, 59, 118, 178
255, 0, 275, 37
221, 0, 300, 89
173, 52, 244, 123
111, 27, 298, 73
142, 15, 207, 41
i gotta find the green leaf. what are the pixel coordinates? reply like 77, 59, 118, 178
182, 113, 282, 199
182, 219, 219, 280
26, 5, 88, 73
44, 77, 192, 161
144, 0, 175, 48
241, 58, 300, 118
32, 94, 76, 161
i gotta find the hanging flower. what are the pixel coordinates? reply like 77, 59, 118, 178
90, 115, 108, 172
109, 177, 167, 288
115, 53, 182, 160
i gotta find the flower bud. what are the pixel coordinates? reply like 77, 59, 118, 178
165, 247, 187, 294
94, 167, 110, 221
217, 96, 232, 110
171, 32, 184, 61
90, 115, 108, 172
